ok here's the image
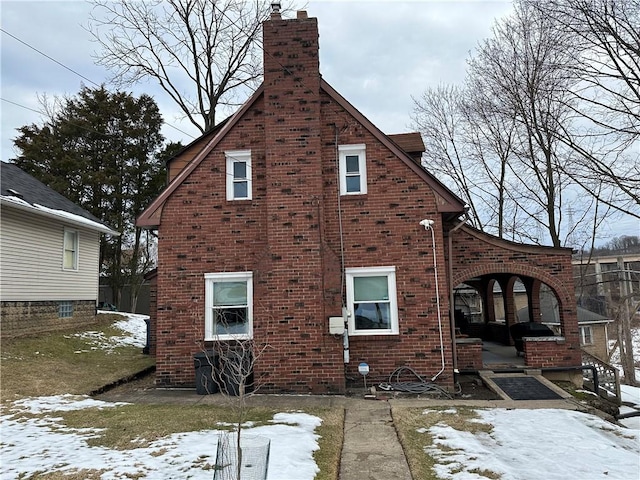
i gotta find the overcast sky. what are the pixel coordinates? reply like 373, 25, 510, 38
1, 0, 638, 242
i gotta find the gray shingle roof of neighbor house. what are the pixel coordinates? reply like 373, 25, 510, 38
0, 162, 118, 235
517, 304, 611, 325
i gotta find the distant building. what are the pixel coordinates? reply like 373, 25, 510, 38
572, 254, 640, 317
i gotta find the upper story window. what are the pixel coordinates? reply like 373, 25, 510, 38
579, 326, 593, 345
339, 144, 367, 195
226, 150, 252, 200
204, 271, 253, 341
63, 228, 78, 270
346, 266, 398, 336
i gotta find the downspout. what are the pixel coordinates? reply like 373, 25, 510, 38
448, 213, 469, 374
420, 219, 446, 381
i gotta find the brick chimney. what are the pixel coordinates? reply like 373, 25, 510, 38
262, 10, 320, 93
259, 12, 339, 392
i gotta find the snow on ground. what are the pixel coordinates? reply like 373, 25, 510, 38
619, 383, 640, 430
421, 408, 640, 480
1, 312, 322, 479
608, 325, 640, 380
96, 310, 149, 348
3, 312, 639, 479
1, 395, 321, 480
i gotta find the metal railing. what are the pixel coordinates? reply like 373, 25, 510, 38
581, 350, 621, 404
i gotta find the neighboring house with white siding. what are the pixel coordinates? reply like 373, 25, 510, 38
0, 162, 118, 337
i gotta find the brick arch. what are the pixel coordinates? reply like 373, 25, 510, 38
452, 263, 572, 310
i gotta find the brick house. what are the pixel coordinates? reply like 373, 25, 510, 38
137, 10, 581, 393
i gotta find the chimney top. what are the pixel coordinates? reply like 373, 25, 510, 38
270, 1, 281, 19
297, 11, 308, 19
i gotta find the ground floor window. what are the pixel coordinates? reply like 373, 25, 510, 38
579, 326, 593, 345
346, 266, 398, 336
204, 272, 253, 340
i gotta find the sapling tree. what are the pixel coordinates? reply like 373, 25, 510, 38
192, 293, 273, 480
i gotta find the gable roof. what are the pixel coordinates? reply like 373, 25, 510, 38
0, 162, 118, 235
137, 80, 466, 228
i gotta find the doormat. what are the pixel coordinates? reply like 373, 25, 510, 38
491, 376, 563, 400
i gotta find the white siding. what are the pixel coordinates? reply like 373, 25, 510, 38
1, 206, 101, 301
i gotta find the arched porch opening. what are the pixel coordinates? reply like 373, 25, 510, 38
452, 272, 575, 368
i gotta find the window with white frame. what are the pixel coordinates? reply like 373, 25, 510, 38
346, 266, 398, 335
339, 144, 367, 195
204, 272, 253, 340
579, 326, 593, 345
226, 150, 252, 200
63, 229, 78, 270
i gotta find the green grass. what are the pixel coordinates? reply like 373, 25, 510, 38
1, 314, 154, 402
59, 404, 277, 449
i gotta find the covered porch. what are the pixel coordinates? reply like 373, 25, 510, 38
447, 225, 582, 373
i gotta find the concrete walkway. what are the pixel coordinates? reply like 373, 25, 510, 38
339, 401, 411, 480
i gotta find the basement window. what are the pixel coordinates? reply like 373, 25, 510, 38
59, 301, 74, 318
226, 150, 252, 200
339, 144, 367, 195
346, 266, 398, 336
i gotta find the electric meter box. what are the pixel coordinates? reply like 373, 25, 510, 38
329, 317, 345, 335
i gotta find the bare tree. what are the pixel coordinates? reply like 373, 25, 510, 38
461, 76, 519, 240
524, 0, 640, 218
411, 85, 484, 229
192, 295, 274, 479
468, 2, 584, 247
89, 0, 279, 133
411, 84, 520, 240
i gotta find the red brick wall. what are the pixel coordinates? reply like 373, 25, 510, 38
153, 14, 455, 392
455, 338, 483, 371
146, 271, 157, 356
523, 337, 579, 368
319, 92, 453, 387
449, 227, 581, 366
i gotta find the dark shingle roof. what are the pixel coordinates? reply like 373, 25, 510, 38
517, 304, 610, 325
1, 162, 106, 226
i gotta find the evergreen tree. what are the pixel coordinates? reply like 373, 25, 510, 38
12, 85, 168, 306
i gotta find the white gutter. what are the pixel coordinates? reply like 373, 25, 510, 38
1, 196, 120, 236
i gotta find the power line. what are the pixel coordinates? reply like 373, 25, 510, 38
1, 97, 41, 115
0, 28, 197, 140
1, 28, 100, 88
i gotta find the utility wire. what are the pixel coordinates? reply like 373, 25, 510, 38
1, 28, 99, 87
0, 28, 196, 140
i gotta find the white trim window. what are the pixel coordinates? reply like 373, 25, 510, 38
226, 150, 252, 200
63, 228, 78, 270
346, 266, 398, 336
579, 326, 593, 345
339, 144, 367, 195
204, 272, 253, 340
